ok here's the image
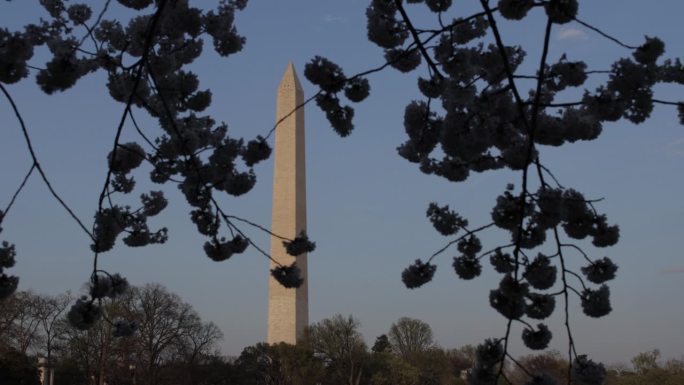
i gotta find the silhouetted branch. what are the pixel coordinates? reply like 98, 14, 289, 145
224, 214, 291, 241
77, 0, 113, 48
560, 243, 594, 265
553, 227, 579, 384
426, 222, 496, 263
653, 99, 683, 106
564, 269, 588, 291
264, 91, 320, 141
0, 83, 93, 239
3, 164, 35, 216
480, 0, 531, 132
536, 161, 564, 189
127, 109, 158, 151
573, 17, 638, 50
219, 211, 282, 267
93, 0, 167, 272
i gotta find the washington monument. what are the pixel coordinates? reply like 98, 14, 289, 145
267, 62, 308, 344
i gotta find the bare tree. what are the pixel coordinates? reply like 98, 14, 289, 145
57, 284, 222, 385
0, 291, 42, 354
305, 314, 368, 385
129, 283, 215, 385
173, 317, 223, 384
35, 293, 72, 367
180, 319, 223, 364
59, 297, 128, 385
0, 292, 23, 347
387, 317, 434, 359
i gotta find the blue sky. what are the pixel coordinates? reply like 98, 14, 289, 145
1, 1, 683, 365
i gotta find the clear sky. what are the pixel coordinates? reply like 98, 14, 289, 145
1, 1, 682, 366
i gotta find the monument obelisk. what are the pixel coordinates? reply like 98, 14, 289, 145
267, 62, 308, 345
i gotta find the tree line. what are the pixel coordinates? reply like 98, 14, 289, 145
0, 284, 222, 385
2, 294, 682, 385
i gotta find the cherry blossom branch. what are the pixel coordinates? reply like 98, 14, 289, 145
394, 0, 442, 78
218, 209, 282, 267
486, 5, 554, 381
77, 0, 112, 48
480, 0, 531, 131
426, 222, 496, 263
93, 0, 167, 273
264, 40, 420, 141
564, 268, 588, 291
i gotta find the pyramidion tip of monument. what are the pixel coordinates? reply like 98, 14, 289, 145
279, 60, 303, 92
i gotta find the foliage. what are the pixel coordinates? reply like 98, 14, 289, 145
0, 348, 41, 385
603, 349, 684, 385
4, 294, 682, 385
447, 344, 477, 379
371, 334, 391, 354
630, 349, 660, 374
233, 342, 324, 385
508, 350, 568, 384
369, 352, 422, 385
52, 358, 89, 385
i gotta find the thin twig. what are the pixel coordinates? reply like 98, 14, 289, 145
2, 164, 35, 216
264, 91, 320, 141
0, 83, 93, 239
564, 268, 588, 291
554, 228, 578, 385
476, 243, 515, 261
537, 163, 564, 188
224, 214, 292, 241
426, 222, 496, 263
127, 109, 158, 151
220, 213, 282, 267
506, 352, 535, 378
560, 243, 594, 265
573, 17, 638, 50
653, 99, 683, 107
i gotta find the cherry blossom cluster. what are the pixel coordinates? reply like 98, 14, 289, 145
269, 231, 316, 288
0, 238, 18, 299
67, 271, 131, 331
1, 0, 316, 331
303, 0, 683, 383
304, 56, 370, 137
